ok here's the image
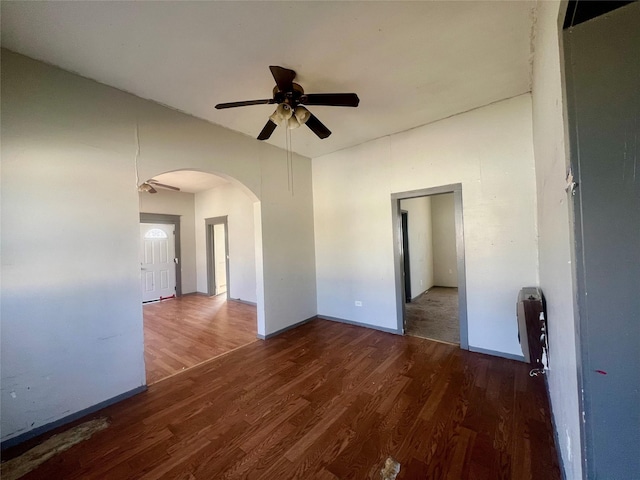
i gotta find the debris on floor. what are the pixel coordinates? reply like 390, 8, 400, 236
1, 417, 110, 480
380, 456, 401, 480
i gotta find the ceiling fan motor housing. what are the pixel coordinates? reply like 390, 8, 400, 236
273, 83, 304, 106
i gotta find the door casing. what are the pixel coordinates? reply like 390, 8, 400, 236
564, 4, 640, 476
140, 223, 176, 302
140, 213, 182, 297
391, 184, 468, 349
205, 216, 230, 299
401, 210, 411, 303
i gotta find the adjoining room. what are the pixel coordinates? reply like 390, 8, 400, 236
400, 192, 460, 344
138, 171, 260, 384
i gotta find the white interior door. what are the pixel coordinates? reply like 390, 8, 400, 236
213, 223, 227, 295
140, 223, 176, 303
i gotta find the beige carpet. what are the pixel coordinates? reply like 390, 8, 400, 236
405, 287, 459, 344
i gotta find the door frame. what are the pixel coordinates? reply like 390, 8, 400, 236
563, 4, 640, 476
140, 213, 182, 297
401, 210, 411, 303
205, 216, 230, 298
391, 183, 468, 349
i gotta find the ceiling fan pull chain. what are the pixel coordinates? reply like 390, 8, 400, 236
289, 131, 294, 196
286, 127, 293, 195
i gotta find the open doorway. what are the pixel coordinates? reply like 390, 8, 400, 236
392, 184, 468, 349
138, 170, 260, 384
401, 193, 459, 343
206, 216, 229, 297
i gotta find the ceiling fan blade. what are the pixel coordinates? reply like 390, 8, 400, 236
148, 181, 180, 191
300, 93, 360, 107
305, 113, 332, 139
257, 119, 278, 140
215, 99, 274, 109
148, 185, 157, 194
269, 66, 296, 92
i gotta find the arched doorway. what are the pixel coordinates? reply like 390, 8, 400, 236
138, 169, 264, 384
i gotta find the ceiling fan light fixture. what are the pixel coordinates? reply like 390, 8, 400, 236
287, 106, 311, 130
138, 182, 157, 194
288, 115, 301, 130
269, 103, 293, 126
294, 106, 311, 124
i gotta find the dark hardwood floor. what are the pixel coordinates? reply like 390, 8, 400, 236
144, 294, 257, 384
18, 319, 560, 479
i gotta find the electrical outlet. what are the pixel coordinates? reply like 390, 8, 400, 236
355, 300, 363, 307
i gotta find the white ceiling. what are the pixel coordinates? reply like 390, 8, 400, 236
1, 1, 536, 159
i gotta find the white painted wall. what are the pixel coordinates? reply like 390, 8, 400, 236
531, 2, 582, 478
314, 94, 538, 355
0, 51, 316, 444
399, 196, 434, 299
195, 184, 257, 303
138, 189, 197, 294
1, 126, 146, 445
431, 193, 458, 287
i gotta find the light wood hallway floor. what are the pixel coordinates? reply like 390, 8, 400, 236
143, 294, 257, 384
19, 319, 560, 479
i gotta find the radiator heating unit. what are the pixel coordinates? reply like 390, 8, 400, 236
516, 287, 548, 375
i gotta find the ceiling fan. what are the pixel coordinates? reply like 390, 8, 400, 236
138, 179, 181, 194
215, 66, 359, 140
